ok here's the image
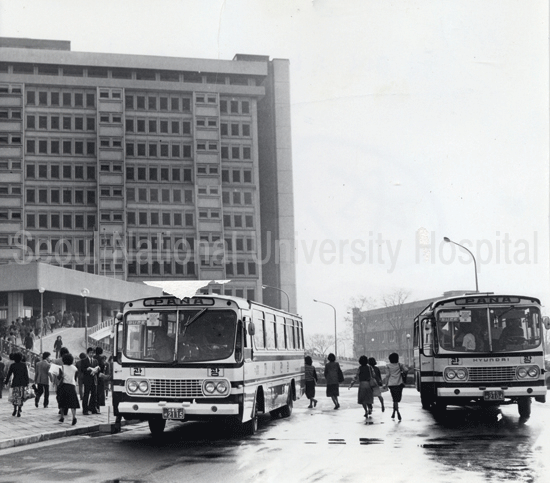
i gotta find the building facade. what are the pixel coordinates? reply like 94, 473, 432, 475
0, 38, 297, 313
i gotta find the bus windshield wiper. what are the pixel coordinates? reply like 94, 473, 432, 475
496, 307, 515, 321
184, 308, 208, 328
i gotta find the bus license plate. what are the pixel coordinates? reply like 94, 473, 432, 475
162, 408, 185, 420
484, 390, 504, 401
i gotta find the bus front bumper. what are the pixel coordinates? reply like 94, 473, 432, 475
437, 386, 546, 399
117, 401, 239, 418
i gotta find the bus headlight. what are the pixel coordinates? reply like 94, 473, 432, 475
126, 379, 150, 394
516, 366, 539, 379
202, 379, 230, 396
127, 380, 139, 393
455, 369, 468, 380
444, 367, 468, 382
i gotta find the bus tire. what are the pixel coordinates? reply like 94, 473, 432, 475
279, 389, 294, 418
148, 417, 166, 436
434, 398, 447, 413
420, 389, 432, 410
242, 401, 258, 436
518, 396, 531, 419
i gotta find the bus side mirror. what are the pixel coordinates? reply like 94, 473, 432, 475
543, 316, 550, 330
248, 321, 256, 336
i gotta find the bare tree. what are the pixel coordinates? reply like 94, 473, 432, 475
347, 296, 377, 357
381, 289, 411, 351
305, 333, 335, 359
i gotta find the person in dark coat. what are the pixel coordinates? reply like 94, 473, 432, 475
324, 353, 342, 409
94, 347, 107, 412
304, 356, 318, 408
81, 347, 99, 415
75, 352, 87, 400
0, 357, 5, 398
4, 352, 29, 417
53, 336, 63, 358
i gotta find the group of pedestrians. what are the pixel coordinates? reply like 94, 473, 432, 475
304, 352, 407, 421
1, 344, 111, 426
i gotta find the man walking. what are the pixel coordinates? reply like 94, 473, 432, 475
81, 347, 99, 415
34, 352, 51, 408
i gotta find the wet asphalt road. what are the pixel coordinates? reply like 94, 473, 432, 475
0, 388, 549, 483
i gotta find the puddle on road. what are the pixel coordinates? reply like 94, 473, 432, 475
359, 438, 384, 445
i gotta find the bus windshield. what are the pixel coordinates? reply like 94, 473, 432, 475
124, 309, 237, 362
436, 305, 542, 353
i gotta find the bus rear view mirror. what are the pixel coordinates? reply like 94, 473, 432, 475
248, 321, 256, 336
422, 318, 433, 356
543, 316, 550, 330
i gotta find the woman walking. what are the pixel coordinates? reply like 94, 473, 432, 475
304, 356, 318, 408
383, 352, 405, 421
57, 353, 80, 425
349, 355, 374, 417
4, 352, 29, 417
368, 357, 385, 412
324, 353, 342, 409
53, 336, 63, 359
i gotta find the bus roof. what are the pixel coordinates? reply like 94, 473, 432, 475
415, 293, 542, 319
122, 294, 302, 318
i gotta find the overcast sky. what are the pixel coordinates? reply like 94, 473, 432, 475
1, 0, 548, 347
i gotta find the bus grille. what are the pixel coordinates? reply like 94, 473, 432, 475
468, 366, 516, 383
149, 379, 203, 398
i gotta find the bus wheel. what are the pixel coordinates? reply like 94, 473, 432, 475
279, 390, 294, 418
518, 397, 531, 419
148, 417, 166, 436
434, 398, 447, 413
243, 402, 258, 436
420, 389, 432, 410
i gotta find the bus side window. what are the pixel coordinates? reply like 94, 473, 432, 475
276, 315, 285, 349
253, 310, 265, 349
265, 314, 276, 349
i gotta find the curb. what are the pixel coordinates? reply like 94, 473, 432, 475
0, 420, 138, 450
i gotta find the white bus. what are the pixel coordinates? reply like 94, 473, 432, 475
112, 294, 305, 435
413, 293, 549, 418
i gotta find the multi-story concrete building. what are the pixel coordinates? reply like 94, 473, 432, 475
0, 37, 297, 314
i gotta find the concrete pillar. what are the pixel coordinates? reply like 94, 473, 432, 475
7, 292, 24, 323
90, 303, 102, 327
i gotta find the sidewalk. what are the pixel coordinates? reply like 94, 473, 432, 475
0, 387, 132, 450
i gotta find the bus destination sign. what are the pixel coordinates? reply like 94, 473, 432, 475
143, 297, 216, 307
454, 296, 521, 305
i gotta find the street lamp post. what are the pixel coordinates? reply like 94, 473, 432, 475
38, 287, 45, 354
313, 299, 337, 359
262, 284, 290, 312
81, 288, 90, 346
443, 237, 479, 292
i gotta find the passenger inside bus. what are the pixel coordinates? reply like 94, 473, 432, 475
499, 318, 525, 347
152, 325, 175, 361
461, 323, 488, 351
